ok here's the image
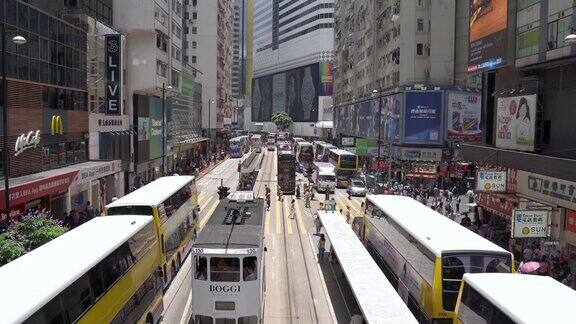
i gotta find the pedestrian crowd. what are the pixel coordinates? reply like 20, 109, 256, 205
517, 244, 576, 290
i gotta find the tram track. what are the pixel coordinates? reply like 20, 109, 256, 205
280, 173, 320, 324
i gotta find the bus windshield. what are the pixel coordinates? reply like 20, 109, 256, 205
319, 175, 335, 182
442, 253, 512, 311
340, 155, 357, 169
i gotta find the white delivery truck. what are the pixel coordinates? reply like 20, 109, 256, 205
311, 162, 336, 193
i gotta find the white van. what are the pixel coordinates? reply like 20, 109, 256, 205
311, 162, 336, 192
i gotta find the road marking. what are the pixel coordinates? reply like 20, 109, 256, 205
200, 195, 214, 212
199, 198, 219, 230
294, 200, 307, 234
275, 198, 282, 234
264, 206, 271, 235
283, 198, 292, 234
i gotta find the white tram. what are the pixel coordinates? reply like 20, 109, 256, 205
191, 191, 265, 324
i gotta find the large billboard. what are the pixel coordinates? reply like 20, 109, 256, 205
496, 94, 536, 152
252, 63, 319, 122
468, 0, 508, 73
319, 61, 334, 96
134, 94, 165, 163
382, 94, 401, 142
148, 97, 164, 160
447, 92, 482, 142
403, 91, 443, 145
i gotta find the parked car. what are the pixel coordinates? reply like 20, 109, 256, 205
346, 179, 367, 197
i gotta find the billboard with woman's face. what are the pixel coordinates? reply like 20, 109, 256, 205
496, 95, 537, 152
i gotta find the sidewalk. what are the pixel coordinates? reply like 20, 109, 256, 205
197, 156, 229, 179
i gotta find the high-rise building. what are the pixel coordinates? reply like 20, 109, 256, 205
333, 0, 471, 106
231, 0, 254, 130
250, 0, 335, 137
189, 0, 235, 140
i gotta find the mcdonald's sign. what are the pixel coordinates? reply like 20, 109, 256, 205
50, 115, 64, 135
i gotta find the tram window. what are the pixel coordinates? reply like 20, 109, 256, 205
238, 316, 258, 324
215, 319, 235, 324
210, 257, 240, 282
195, 256, 207, 280
243, 257, 257, 281
195, 315, 213, 324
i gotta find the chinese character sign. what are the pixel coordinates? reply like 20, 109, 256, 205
403, 91, 443, 144
496, 95, 537, 152
512, 210, 549, 238
476, 171, 507, 192
447, 92, 482, 142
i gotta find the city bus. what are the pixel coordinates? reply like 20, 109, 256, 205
0, 216, 164, 324
277, 150, 296, 194
106, 176, 199, 287
230, 136, 250, 158
328, 148, 358, 188
192, 192, 265, 324
313, 141, 336, 162
454, 273, 576, 324
294, 141, 314, 172
251, 134, 262, 153
354, 195, 514, 323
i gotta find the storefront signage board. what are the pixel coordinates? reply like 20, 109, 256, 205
476, 171, 507, 192
512, 209, 549, 238
105, 34, 122, 115
14, 130, 41, 156
513, 170, 576, 211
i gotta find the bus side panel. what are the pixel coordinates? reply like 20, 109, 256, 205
153, 209, 167, 266
79, 243, 160, 324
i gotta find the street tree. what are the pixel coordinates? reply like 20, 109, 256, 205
271, 112, 293, 131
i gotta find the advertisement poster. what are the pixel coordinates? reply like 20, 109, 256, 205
382, 94, 401, 142
319, 61, 334, 96
512, 210, 549, 238
476, 170, 507, 192
148, 97, 164, 160
496, 95, 537, 152
468, 0, 508, 73
138, 117, 149, 141
447, 92, 482, 142
404, 91, 443, 144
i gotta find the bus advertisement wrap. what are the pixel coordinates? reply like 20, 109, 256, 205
404, 91, 443, 145
468, 0, 508, 73
447, 92, 482, 142
496, 95, 537, 152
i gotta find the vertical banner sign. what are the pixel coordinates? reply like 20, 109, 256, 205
105, 34, 122, 115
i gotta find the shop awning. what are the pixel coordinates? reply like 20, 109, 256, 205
315, 121, 333, 129
476, 192, 519, 219
405, 173, 438, 179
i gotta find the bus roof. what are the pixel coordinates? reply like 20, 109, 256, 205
366, 195, 509, 257
314, 162, 336, 173
0, 216, 153, 323
296, 141, 313, 147
318, 211, 417, 323
329, 148, 355, 156
315, 141, 335, 148
194, 198, 265, 249
106, 175, 194, 208
462, 273, 576, 323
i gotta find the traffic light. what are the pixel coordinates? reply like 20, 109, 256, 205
218, 186, 230, 200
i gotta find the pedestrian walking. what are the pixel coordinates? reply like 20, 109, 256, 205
265, 193, 271, 211
346, 206, 351, 223
265, 184, 270, 197
317, 234, 326, 262
314, 213, 322, 235
277, 185, 283, 202
304, 191, 311, 208
467, 189, 474, 204
456, 197, 461, 213
289, 199, 296, 219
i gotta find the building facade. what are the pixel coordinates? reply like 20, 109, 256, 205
188, 0, 234, 140
461, 0, 576, 255
0, 0, 124, 217
249, 0, 335, 137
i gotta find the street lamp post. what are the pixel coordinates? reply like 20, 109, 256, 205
2, 25, 27, 215
162, 83, 172, 175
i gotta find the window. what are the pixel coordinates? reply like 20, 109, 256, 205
195, 256, 207, 280
154, 5, 167, 27
210, 257, 240, 282
192, 27, 197, 34
171, 69, 180, 88
416, 43, 423, 55
215, 319, 235, 324
156, 33, 168, 52
517, 0, 539, 10
238, 316, 258, 324
548, 16, 573, 50
243, 257, 257, 281
417, 18, 424, 32
192, 12, 197, 19
195, 315, 213, 324
192, 55, 197, 63
516, 28, 540, 58
458, 284, 514, 324
157, 60, 167, 77
192, 41, 197, 49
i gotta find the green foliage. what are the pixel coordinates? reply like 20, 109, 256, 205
8, 214, 68, 251
0, 234, 25, 266
271, 112, 293, 131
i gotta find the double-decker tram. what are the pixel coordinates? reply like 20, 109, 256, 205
191, 192, 265, 324
454, 273, 576, 324
355, 195, 514, 323
0, 216, 164, 324
277, 150, 296, 194
313, 141, 336, 162
106, 176, 199, 287
294, 140, 313, 172
230, 136, 250, 158
250, 134, 262, 153
328, 148, 358, 187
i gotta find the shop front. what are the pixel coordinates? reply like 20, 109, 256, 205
67, 160, 124, 213
168, 138, 209, 175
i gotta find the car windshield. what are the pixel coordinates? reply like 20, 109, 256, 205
352, 181, 364, 187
